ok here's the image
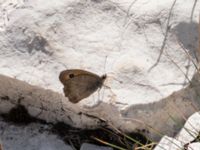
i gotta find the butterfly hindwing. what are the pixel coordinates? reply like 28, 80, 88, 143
63, 74, 103, 103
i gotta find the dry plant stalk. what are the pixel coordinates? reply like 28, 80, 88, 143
197, 14, 200, 67
0, 144, 3, 150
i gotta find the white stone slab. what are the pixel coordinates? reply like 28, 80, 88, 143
0, 0, 200, 141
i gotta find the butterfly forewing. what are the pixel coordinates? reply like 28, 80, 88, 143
62, 74, 104, 103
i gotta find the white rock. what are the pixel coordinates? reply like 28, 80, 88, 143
188, 142, 200, 150
1, 0, 198, 105
155, 112, 200, 149
176, 112, 200, 144
0, 0, 200, 141
154, 136, 183, 150
0, 120, 73, 150
0, 74, 103, 128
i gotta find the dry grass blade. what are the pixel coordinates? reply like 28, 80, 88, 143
148, 0, 177, 71
135, 142, 157, 150
175, 37, 198, 71
108, 123, 147, 147
190, 0, 198, 22
121, 118, 165, 139
92, 136, 127, 150
167, 101, 199, 137
198, 14, 200, 66
92, 125, 155, 150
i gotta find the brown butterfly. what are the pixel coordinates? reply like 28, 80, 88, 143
59, 69, 107, 103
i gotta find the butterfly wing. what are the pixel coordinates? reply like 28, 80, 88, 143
63, 75, 103, 103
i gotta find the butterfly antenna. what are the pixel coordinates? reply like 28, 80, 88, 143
103, 55, 108, 74
102, 74, 107, 80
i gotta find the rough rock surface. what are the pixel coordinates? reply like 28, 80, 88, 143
155, 112, 200, 150
0, 119, 73, 150
0, 0, 200, 142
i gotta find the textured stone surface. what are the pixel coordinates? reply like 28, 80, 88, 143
0, 120, 73, 150
155, 112, 200, 149
0, 0, 200, 142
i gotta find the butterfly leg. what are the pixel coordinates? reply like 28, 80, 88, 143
102, 85, 117, 104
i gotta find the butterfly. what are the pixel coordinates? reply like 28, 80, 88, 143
59, 69, 106, 103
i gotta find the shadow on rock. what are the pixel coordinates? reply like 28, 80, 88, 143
173, 21, 199, 60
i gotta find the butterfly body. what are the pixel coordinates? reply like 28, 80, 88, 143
59, 69, 106, 103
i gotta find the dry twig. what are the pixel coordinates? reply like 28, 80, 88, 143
149, 0, 177, 72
